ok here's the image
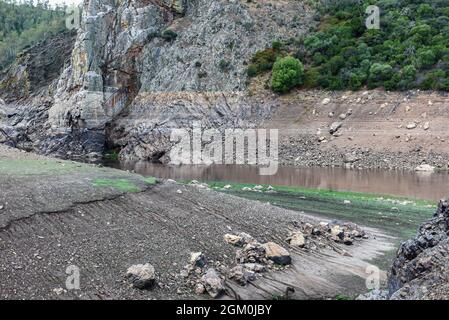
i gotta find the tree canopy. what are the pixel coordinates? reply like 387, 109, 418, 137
0, 0, 67, 71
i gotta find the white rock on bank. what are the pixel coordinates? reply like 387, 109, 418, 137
415, 164, 435, 172
322, 98, 331, 105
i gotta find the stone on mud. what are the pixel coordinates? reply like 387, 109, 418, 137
329, 121, 342, 135
224, 234, 244, 246
289, 231, 306, 247
262, 242, 292, 265
190, 252, 206, 268
229, 265, 257, 286
236, 242, 266, 264
201, 268, 225, 298
125, 263, 156, 289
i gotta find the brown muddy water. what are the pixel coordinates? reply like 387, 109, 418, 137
106, 161, 449, 201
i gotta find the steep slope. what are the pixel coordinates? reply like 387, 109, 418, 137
41, 0, 316, 159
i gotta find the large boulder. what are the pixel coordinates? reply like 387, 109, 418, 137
262, 242, 292, 265
125, 263, 156, 289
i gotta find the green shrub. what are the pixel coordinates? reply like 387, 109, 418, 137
247, 47, 282, 77
271, 57, 304, 93
303, 67, 320, 88
247, 0, 448, 91
368, 63, 393, 88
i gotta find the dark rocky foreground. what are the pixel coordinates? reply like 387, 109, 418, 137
388, 199, 449, 300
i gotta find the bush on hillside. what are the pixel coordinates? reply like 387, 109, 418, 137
271, 56, 304, 93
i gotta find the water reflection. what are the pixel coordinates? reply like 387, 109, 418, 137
106, 161, 449, 201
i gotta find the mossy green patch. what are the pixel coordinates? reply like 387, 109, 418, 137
92, 178, 141, 193
0, 159, 94, 175
188, 180, 435, 240
141, 176, 157, 185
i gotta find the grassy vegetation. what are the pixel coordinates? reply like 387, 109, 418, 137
91, 176, 156, 192
189, 180, 435, 240
92, 178, 141, 193
249, 0, 449, 92
0, 0, 67, 71
0, 159, 92, 175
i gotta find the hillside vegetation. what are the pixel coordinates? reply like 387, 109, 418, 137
249, 0, 449, 92
0, 0, 67, 71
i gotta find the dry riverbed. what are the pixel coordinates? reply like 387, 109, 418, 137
0, 145, 395, 300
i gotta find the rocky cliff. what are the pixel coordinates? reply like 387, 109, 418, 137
388, 199, 449, 299
1, 0, 315, 160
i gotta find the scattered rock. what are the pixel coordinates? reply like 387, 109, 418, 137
190, 252, 206, 268
224, 234, 244, 246
343, 153, 360, 163
200, 268, 224, 298
236, 242, 266, 264
238, 232, 255, 244
330, 225, 344, 238
243, 263, 266, 273
423, 122, 430, 130
229, 265, 257, 286
194, 283, 206, 295
262, 242, 291, 265
322, 98, 331, 105
339, 113, 347, 120
329, 121, 342, 135
125, 263, 156, 289
223, 185, 232, 189
406, 122, 417, 130
52, 287, 65, 295
343, 200, 351, 204
288, 231, 306, 247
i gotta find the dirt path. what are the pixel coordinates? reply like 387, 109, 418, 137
0, 145, 395, 299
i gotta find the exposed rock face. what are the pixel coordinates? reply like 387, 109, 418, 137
0, 31, 76, 102
2, 0, 316, 159
388, 199, 449, 299
0, 32, 76, 150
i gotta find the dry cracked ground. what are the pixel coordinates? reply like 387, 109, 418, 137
0, 145, 394, 300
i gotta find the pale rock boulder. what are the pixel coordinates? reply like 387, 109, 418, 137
125, 263, 156, 289
262, 242, 291, 265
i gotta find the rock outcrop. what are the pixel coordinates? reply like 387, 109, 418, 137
2, 0, 313, 160
0, 31, 76, 102
388, 199, 449, 299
